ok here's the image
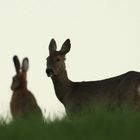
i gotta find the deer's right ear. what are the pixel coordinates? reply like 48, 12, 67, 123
60, 39, 71, 55
49, 39, 57, 55
13, 55, 20, 74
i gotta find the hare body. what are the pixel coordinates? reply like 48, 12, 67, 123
10, 56, 42, 119
10, 89, 42, 118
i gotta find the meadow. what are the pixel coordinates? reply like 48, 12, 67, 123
0, 106, 140, 140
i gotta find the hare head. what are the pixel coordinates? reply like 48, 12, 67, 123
11, 55, 29, 91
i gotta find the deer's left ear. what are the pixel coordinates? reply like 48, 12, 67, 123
49, 39, 57, 55
61, 39, 71, 55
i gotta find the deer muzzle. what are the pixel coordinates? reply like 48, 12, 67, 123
46, 69, 54, 77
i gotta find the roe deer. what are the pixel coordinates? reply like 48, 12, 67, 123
10, 55, 42, 119
46, 39, 140, 114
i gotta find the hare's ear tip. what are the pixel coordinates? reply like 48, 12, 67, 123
24, 57, 29, 61
23, 57, 29, 65
13, 55, 19, 63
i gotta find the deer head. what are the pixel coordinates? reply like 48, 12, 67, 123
46, 39, 71, 77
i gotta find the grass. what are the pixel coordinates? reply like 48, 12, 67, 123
0, 106, 140, 140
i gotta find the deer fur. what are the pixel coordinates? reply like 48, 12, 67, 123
10, 55, 42, 119
46, 39, 140, 114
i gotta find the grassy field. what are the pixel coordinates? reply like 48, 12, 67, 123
0, 106, 140, 140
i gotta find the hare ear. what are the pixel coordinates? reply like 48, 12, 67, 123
60, 39, 71, 55
49, 39, 57, 55
22, 57, 29, 72
13, 55, 20, 74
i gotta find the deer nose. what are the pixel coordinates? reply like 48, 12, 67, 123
46, 69, 54, 77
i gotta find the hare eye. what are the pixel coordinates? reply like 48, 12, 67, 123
57, 58, 60, 62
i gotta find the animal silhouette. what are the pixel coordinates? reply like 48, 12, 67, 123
46, 39, 140, 115
10, 55, 42, 119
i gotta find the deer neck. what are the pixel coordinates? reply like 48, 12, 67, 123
51, 70, 72, 104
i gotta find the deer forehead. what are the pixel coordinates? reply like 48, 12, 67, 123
47, 53, 65, 61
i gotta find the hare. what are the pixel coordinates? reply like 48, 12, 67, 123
10, 55, 42, 119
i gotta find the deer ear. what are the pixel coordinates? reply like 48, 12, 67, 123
61, 39, 71, 55
13, 55, 20, 74
49, 39, 57, 55
22, 57, 29, 72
